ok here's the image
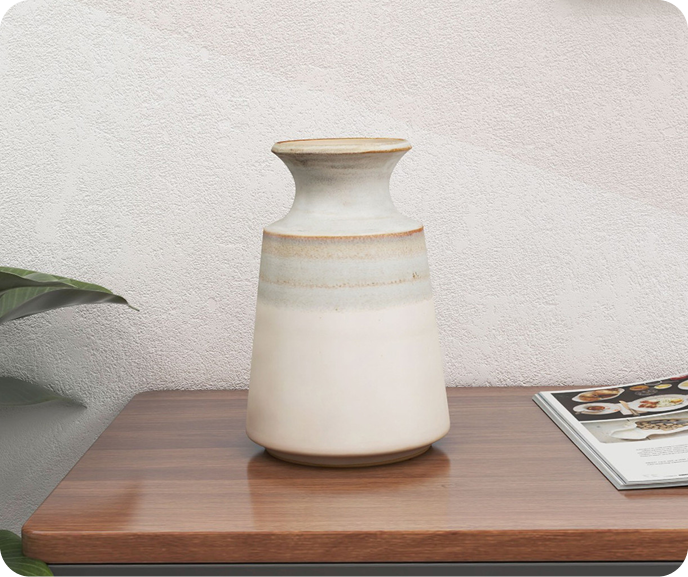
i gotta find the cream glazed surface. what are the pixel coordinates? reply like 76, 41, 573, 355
247, 138, 450, 466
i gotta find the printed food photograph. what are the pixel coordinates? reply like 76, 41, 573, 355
551, 380, 688, 422
583, 410, 688, 445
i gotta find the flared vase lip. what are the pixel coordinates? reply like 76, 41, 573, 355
272, 137, 411, 155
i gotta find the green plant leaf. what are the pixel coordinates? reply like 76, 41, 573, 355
0, 267, 136, 324
0, 530, 53, 576
0, 377, 78, 407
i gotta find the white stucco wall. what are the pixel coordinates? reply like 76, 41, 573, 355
1, 0, 687, 532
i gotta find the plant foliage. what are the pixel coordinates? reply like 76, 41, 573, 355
0, 267, 135, 405
0, 267, 135, 325
0, 377, 77, 407
0, 531, 52, 576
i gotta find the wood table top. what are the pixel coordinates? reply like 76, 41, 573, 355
23, 388, 688, 564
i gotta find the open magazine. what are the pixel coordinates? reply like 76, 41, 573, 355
534, 374, 688, 490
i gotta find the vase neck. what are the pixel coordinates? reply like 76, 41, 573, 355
279, 151, 404, 219
267, 139, 419, 236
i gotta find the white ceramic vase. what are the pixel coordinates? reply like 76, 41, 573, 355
247, 138, 450, 467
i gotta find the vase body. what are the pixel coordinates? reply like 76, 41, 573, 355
247, 138, 450, 467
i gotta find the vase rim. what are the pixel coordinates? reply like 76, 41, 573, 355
272, 138, 411, 155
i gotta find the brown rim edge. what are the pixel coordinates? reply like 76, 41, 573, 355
272, 137, 412, 155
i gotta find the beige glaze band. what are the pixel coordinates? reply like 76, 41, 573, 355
258, 229, 433, 309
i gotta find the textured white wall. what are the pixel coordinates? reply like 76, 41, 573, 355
1, 0, 687, 532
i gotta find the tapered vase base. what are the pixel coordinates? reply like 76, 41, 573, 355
266, 445, 431, 468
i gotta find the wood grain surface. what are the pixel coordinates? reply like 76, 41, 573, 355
22, 388, 688, 563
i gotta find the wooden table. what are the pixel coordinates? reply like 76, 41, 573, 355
23, 388, 688, 576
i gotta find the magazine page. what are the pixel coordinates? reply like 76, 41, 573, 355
539, 375, 688, 486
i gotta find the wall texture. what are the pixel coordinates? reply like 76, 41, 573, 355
1, 0, 687, 532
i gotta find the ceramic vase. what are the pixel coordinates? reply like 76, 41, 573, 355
247, 138, 449, 467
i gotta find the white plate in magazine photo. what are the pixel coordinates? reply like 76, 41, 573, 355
573, 402, 620, 415
572, 389, 623, 403
610, 418, 688, 441
627, 394, 688, 413
678, 380, 688, 391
